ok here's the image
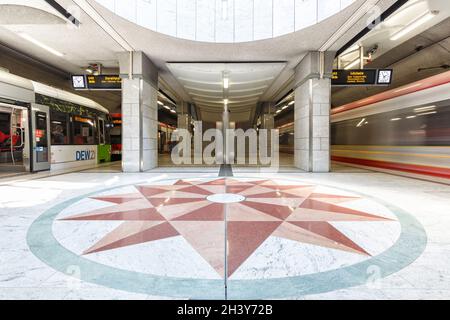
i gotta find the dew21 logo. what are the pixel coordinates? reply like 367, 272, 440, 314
75, 150, 96, 161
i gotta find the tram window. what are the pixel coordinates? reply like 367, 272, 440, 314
331, 102, 450, 146
35, 112, 49, 162
98, 118, 105, 145
105, 117, 112, 145
111, 135, 121, 144
50, 111, 69, 145
73, 116, 95, 145
0, 113, 10, 147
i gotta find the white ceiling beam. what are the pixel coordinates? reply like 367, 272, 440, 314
72, 0, 134, 52
319, 0, 380, 52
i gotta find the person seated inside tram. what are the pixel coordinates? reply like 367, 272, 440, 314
0, 130, 9, 142
52, 125, 65, 144
0, 130, 21, 149
0, 130, 10, 149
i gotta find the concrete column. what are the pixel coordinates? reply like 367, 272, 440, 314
260, 101, 275, 118
261, 114, 274, 130
177, 114, 191, 130
294, 51, 334, 172
118, 52, 159, 172
222, 109, 231, 164
177, 102, 192, 132
260, 102, 275, 160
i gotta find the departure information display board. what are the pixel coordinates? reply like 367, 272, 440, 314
71, 75, 122, 90
332, 69, 393, 86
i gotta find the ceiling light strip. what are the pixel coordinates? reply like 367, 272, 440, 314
390, 10, 438, 41
193, 98, 259, 104
223, 77, 229, 89
232, 78, 275, 85
189, 92, 264, 99
178, 78, 223, 85
184, 87, 223, 93
17, 32, 64, 57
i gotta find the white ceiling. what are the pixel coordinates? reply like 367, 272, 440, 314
0, 0, 402, 123
94, 0, 357, 43
0, 4, 65, 24
86, 0, 396, 106
333, 0, 450, 107
167, 62, 286, 122
339, 0, 450, 66
0, 0, 123, 72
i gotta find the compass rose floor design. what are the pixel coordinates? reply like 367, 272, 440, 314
24, 174, 426, 300
4, 170, 441, 299
54, 177, 400, 281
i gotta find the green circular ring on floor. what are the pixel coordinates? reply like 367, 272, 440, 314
27, 176, 427, 299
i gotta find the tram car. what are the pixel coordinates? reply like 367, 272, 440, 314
110, 113, 122, 162
0, 69, 112, 173
274, 71, 450, 181
331, 70, 450, 180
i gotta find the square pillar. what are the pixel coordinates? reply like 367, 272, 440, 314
261, 114, 274, 130
177, 102, 192, 133
118, 52, 159, 172
294, 51, 334, 172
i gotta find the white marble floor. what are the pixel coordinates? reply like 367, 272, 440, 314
0, 166, 449, 300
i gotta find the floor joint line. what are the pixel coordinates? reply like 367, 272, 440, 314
224, 177, 229, 300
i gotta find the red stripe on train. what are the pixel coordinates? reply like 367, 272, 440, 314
331, 156, 450, 180
332, 70, 450, 115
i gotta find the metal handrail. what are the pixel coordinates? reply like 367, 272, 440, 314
11, 126, 25, 149
10, 108, 15, 165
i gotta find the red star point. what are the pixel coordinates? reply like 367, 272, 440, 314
62, 178, 393, 277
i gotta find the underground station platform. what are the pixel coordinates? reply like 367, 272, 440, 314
0, 0, 450, 308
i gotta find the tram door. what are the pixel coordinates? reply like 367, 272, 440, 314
0, 103, 30, 172
31, 104, 50, 172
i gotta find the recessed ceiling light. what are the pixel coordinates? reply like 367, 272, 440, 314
223, 78, 229, 89
17, 32, 64, 57
390, 118, 402, 121
288, 101, 295, 105
414, 105, 436, 113
356, 118, 366, 127
417, 111, 437, 116
157, 101, 164, 106
390, 10, 439, 41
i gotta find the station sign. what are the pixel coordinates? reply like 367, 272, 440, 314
332, 69, 393, 86
71, 75, 122, 90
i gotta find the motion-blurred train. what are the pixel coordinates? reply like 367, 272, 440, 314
0, 69, 112, 173
279, 70, 450, 181
331, 70, 450, 181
